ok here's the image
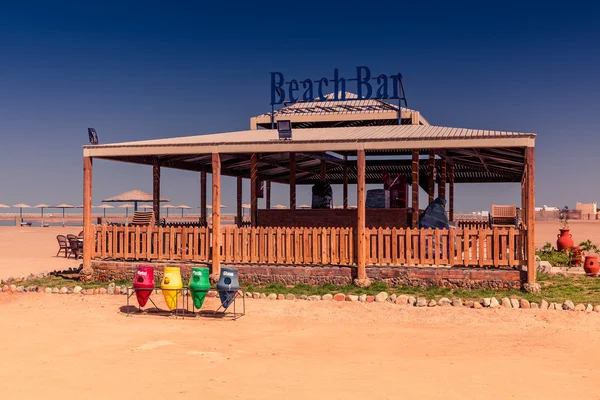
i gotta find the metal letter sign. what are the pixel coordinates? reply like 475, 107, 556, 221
270, 66, 406, 106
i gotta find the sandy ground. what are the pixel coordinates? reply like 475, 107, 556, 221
1, 221, 599, 280
0, 292, 599, 399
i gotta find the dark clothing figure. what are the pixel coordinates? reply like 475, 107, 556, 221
418, 197, 449, 230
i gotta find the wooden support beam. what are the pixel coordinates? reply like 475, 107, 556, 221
320, 160, 326, 182
212, 153, 221, 277
83, 157, 93, 269
428, 150, 435, 203
200, 171, 207, 226
357, 149, 366, 280
343, 154, 348, 209
449, 164, 455, 221
236, 176, 242, 227
153, 161, 160, 224
411, 150, 419, 228
526, 147, 536, 283
266, 181, 271, 209
289, 152, 296, 210
250, 153, 258, 227
438, 159, 447, 199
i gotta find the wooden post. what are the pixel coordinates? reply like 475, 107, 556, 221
526, 147, 536, 283
212, 153, 221, 277
266, 181, 271, 209
521, 174, 527, 224
428, 150, 435, 204
438, 158, 447, 200
357, 149, 366, 280
153, 161, 160, 224
200, 171, 207, 226
449, 164, 455, 222
320, 160, 326, 182
411, 150, 419, 228
236, 176, 242, 227
289, 152, 296, 210
343, 154, 349, 209
83, 157, 93, 269
250, 153, 258, 227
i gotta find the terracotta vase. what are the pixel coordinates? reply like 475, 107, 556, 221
556, 229, 574, 251
584, 255, 599, 275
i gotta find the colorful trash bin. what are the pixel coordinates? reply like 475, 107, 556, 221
161, 267, 182, 311
189, 267, 211, 309
216, 267, 239, 309
133, 265, 155, 308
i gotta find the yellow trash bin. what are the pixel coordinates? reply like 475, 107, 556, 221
160, 267, 183, 311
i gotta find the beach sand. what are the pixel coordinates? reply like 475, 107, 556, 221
0, 292, 598, 399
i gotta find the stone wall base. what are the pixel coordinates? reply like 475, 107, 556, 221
90, 260, 523, 290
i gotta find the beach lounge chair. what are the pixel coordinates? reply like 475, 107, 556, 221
488, 205, 518, 229
20, 221, 32, 227
56, 235, 71, 258
131, 211, 154, 226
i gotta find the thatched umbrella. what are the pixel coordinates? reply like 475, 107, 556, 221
53, 204, 74, 226
34, 204, 51, 226
13, 203, 31, 223
96, 204, 114, 218
0, 204, 9, 208
177, 205, 191, 221
139, 204, 154, 210
102, 190, 169, 211
119, 203, 134, 225
299, 204, 311, 209
273, 204, 287, 209
162, 204, 176, 219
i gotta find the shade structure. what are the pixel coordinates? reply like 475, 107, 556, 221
139, 204, 154, 210
176, 205, 191, 221
34, 204, 51, 226
273, 204, 287, 209
96, 204, 114, 218
102, 190, 169, 212
242, 204, 251, 209
119, 203, 134, 225
53, 204, 74, 226
0, 204, 10, 208
299, 204, 311, 209
162, 204, 177, 219
12, 204, 31, 223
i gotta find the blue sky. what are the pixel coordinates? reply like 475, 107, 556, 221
0, 0, 598, 214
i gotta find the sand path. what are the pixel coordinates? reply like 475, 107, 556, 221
0, 293, 598, 399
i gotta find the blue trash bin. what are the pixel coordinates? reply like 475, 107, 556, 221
216, 267, 239, 309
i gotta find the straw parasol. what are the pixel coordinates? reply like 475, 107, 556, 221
12, 204, 31, 223
53, 204, 74, 226
102, 190, 169, 211
162, 204, 177, 219
34, 204, 51, 226
273, 204, 287, 209
96, 204, 114, 218
176, 205, 191, 221
0, 204, 10, 208
299, 204, 311, 209
139, 204, 154, 210
119, 203, 134, 224
242, 204, 251, 209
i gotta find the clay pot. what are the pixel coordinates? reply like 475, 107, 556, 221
557, 228, 574, 251
584, 255, 599, 275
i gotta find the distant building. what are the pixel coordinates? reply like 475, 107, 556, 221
576, 202, 597, 220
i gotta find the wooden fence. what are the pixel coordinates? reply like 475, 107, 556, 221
92, 225, 526, 267
455, 220, 489, 230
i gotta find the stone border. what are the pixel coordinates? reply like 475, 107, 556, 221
1, 282, 599, 313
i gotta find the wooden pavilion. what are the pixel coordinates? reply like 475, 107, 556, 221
82, 97, 536, 287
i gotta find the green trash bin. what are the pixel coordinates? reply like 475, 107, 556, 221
189, 267, 211, 309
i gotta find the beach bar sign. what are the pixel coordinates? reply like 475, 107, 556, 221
270, 66, 405, 105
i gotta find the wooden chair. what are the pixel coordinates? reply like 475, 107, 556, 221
488, 205, 518, 228
131, 211, 154, 226
68, 237, 82, 259
56, 235, 71, 258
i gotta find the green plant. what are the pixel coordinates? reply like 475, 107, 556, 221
578, 240, 599, 256
536, 242, 572, 268
559, 206, 570, 229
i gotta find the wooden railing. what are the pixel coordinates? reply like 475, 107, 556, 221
92, 225, 526, 267
365, 227, 525, 267
455, 219, 489, 230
